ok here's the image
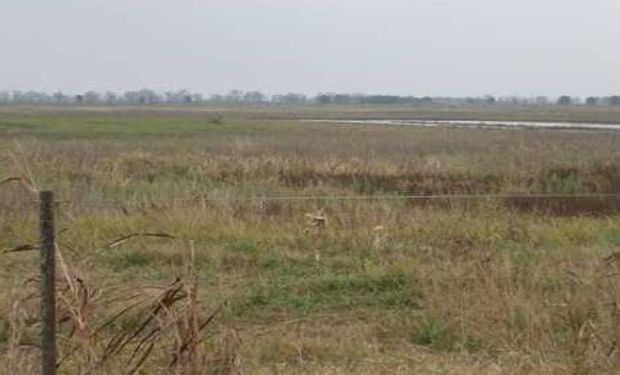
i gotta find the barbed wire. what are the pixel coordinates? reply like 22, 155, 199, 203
42, 192, 620, 206
4, 175, 620, 207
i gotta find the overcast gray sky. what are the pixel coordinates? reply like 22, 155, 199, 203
1, 0, 620, 97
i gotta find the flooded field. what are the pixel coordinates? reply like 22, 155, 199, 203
308, 119, 620, 131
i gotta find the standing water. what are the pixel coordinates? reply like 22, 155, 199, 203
304, 119, 620, 131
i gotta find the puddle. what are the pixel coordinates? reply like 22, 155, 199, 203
305, 119, 620, 131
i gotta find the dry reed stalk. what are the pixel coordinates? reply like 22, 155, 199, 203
104, 232, 177, 248
1, 244, 38, 253
0, 175, 39, 194
0, 234, 225, 374
212, 329, 243, 375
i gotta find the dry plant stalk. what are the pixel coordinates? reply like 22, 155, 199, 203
2, 237, 225, 374
2, 299, 39, 375
104, 232, 178, 249
1, 244, 38, 254
304, 209, 327, 234
0, 175, 39, 194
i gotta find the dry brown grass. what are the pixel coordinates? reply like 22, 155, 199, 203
1, 234, 229, 374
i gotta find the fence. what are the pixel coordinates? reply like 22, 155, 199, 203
39, 191, 56, 375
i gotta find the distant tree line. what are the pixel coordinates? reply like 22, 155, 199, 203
313, 94, 433, 105
1, 89, 619, 107
584, 96, 620, 106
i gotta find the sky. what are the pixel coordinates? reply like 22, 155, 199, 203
1, 0, 620, 97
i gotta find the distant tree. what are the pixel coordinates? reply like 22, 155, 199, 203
535, 96, 549, 105
0, 91, 9, 103
465, 97, 477, 105
242, 91, 267, 104
83, 91, 101, 104
557, 96, 572, 105
104, 91, 118, 105
164, 91, 176, 103
271, 93, 307, 105
138, 88, 159, 104
586, 97, 599, 106
484, 95, 496, 105
27, 91, 45, 103
289, 93, 307, 104
333, 94, 353, 105
309, 93, 433, 106
53, 91, 66, 104
347, 94, 363, 104
420, 96, 433, 104
363, 95, 402, 105
608, 95, 620, 106
316, 94, 332, 105
123, 91, 140, 104
74, 94, 84, 104
225, 90, 243, 103
162, 90, 186, 104
15, 91, 50, 104
208, 94, 224, 104
11, 91, 25, 103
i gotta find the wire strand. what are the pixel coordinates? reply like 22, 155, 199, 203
42, 192, 620, 206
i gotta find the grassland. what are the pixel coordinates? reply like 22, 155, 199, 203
2, 105, 620, 374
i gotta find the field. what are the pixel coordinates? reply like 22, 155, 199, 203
2, 105, 620, 374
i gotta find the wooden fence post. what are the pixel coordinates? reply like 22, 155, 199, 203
39, 191, 57, 375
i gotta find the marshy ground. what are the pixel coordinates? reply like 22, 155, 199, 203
2, 105, 620, 374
